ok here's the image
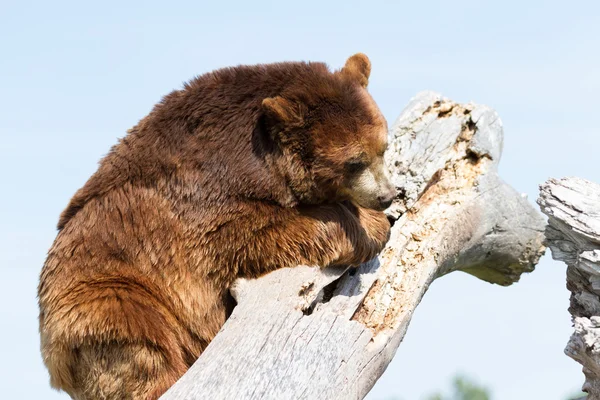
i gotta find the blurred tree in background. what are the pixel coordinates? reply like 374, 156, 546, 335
383, 375, 585, 400
425, 375, 490, 400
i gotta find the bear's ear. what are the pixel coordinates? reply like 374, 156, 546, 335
341, 53, 371, 88
262, 96, 305, 125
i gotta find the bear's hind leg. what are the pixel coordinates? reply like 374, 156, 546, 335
69, 340, 186, 400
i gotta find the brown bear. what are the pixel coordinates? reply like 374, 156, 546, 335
38, 53, 395, 400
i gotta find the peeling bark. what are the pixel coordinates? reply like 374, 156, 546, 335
161, 92, 546, 400
539, 177, 600, 400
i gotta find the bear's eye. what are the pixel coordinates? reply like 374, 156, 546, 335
345, 159, 368, 174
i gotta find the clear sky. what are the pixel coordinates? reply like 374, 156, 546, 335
2, 1, 599, 399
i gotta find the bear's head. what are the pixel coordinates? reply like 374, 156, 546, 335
262, 53, 396, 211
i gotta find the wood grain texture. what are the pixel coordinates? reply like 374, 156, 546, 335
161, 91, 546, 400
539, 177, 600, 399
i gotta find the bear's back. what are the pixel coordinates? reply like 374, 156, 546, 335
57, 61, 332, 231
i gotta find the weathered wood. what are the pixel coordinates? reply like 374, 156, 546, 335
539, 177, 600, 400
161, 92, 546, 400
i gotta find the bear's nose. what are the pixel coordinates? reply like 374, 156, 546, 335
377, 191, 395, 210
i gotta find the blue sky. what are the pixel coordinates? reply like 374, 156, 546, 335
1, 0, 599, 398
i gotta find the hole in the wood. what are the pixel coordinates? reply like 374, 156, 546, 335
387, 214, 397, 227
386, 188, 406, 226
466, 118, 477, 132
465, 149, 480, 164
437, 107, 453, 118
322, 279, 338, 303
302, 304, 315, 316
302, 272, 347, 316
224, 289, 237, 320
298, 281, 314, 296
396, 187, 406, 200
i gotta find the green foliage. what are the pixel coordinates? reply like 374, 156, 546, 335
425, 375, 491, 400
565, 391, 586, 400
381, 376, 583, 400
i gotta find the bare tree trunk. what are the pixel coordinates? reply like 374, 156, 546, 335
161, 92, 546, 400
539, 177, 600, 400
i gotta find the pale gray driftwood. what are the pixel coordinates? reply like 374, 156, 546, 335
539, 177, 600, 399
161, 92, 546, 400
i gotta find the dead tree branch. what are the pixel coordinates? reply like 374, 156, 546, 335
539, 177, 600, 400
162, 92, 546, 400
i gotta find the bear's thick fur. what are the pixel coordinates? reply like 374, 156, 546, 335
38, 54, 395, 400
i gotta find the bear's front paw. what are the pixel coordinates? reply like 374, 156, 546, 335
355, 208, 391, 261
